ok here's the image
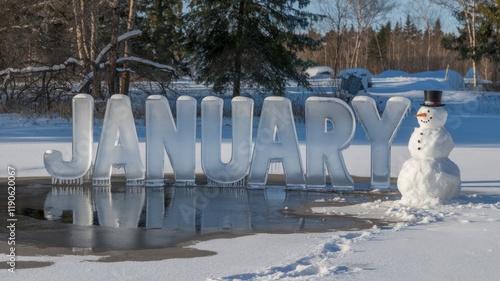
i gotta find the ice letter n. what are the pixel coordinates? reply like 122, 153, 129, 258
201, 96, 253, 186
248, 97, 305, 189
44, 94, 93, 185
92, 94, 144, 186
306, 97, 355, 190
145, 95, 196, 186
352, 96, 410, 189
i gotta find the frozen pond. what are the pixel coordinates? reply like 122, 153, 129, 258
2, 178, 399, 252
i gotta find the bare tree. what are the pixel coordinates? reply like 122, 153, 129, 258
348, 0, 396, 67
434, 0, 479, 86
119, 0, 137, 95
411, 0, 440, 71
71, 0, 101, 96
316, 0, 351, 74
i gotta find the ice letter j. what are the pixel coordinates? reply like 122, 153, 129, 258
352, 96, 410, 189
44, 94, 94, 185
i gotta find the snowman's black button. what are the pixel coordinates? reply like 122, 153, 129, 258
418, 147, 421, 150
420, 133, 423, 135
418, 140, 421, 143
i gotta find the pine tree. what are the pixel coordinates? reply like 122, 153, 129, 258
477, 0, 500, 63
368, 22, 391, 73
184, 0, 323, 97
135, 0, 185, 69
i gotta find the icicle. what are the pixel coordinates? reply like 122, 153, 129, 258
206, 178, 246, 188
51, 176, 86, 186
126, 179, 145, 187
92, 179, 110, 186
145, 179, 165, 187
173, 180, 196, 187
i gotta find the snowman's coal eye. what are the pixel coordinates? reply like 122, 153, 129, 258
427, 110, 430, 113
430, 117, 433, 119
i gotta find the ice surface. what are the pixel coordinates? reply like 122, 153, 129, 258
145, 95, 196, 186
352, 96, 410, 189
305, 97, 355, 190
201, 96, 253, 186
44, 94, 94, 185
248, 97, 305, 189
92, 94, 144, 186
398, 105, 461, 206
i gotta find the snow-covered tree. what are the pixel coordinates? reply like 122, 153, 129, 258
184, 0, 323, 97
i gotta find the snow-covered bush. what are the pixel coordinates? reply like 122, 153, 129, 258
304, 66, 334, 79
338, 68, 372, 90
337, 68, 372, 97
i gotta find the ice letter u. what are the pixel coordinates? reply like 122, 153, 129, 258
201, 96, 253, 185
44, 94, 94, 185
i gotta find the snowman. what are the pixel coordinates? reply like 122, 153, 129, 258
397, 90, 461, 206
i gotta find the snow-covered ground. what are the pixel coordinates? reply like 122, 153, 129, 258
1, 72, 500, 280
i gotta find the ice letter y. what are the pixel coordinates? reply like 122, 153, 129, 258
93, 94, 144, 186
248, 97, 305, 189
352, 96, 410, 189
44, 94, 93, 185
202, 96, 253, 185
146, 95, 196, 186
306, 97, 355, 190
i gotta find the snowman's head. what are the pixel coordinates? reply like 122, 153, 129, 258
414, 106, 448, 128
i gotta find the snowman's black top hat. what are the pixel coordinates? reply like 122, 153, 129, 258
422, 90, 445, 107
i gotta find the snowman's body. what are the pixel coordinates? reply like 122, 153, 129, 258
397, 106, 461, 206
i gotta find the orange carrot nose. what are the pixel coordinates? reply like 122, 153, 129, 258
414, 113, 427, 118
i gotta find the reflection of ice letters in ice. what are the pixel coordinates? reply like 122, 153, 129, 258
248, 97, 305, 189
93, 95, 144, 186
145, 187, 164, 229
146, 95, 196, 186
352, 96, 410, 189
306, 97, 355, 190
44, 187, 93, 226
44, 94, 94, 185
202, 96, 253, 186
92, 187, 145, 228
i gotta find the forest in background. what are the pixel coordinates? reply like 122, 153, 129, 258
0, 0, 499, 115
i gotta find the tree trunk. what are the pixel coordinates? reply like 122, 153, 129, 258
108, 0, 120, 96
120, 0, 136, 95
233, 0, 246, 98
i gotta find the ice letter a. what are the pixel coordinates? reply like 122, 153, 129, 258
44, 94, 94, 185
202, 96, 253, 186
306, 97, 355, 190
248, 97, 305, 189
146, 95, 196, 186
352, 96, 410, 189
92, 94, 144, 186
